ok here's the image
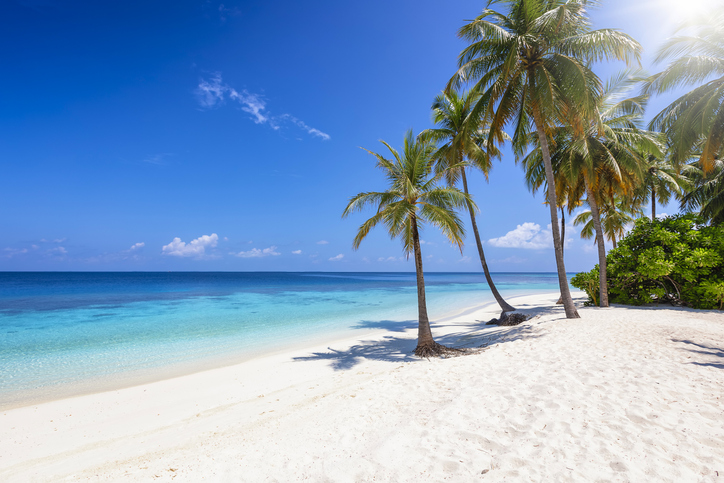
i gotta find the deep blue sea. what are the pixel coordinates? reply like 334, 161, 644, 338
0, 272, 566, 408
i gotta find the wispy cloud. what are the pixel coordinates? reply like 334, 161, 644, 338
493, 255, 526, 264
329, 254, 344, 261
128, 242, 145, 251
218, 3, 241, 22
143, 153, 172, 166
162, 233, 219, 258
195, 73, 330, 140
278, 114, 331, 140
233, 246, 281, 258
377, 256, 404, 262
488, 223, 553, 250
292, 249, 302, 255
316, 240, 329, 245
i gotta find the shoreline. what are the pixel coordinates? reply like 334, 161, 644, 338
3, 291, 722, 482
0, 289, 547, 411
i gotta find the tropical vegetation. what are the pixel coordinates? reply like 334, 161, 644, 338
572, 214, 724, 309
342, 131, 474, 356
420, 90, 516, 314
345, 1, 724, 354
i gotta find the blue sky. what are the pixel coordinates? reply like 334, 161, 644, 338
0, 0, 709, 272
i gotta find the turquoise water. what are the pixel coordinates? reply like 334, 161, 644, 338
0, 272, 565, 407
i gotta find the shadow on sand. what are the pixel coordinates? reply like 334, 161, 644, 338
672, 338, 724, 370
292, 318, 547, 371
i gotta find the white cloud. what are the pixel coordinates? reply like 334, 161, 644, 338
292, 249, 302, 255
457, 256, 472, 263
195, 73, 329, 140
162, 233, 218, 258
329, 254, 344, 261
488, 222, 553, 250
48, 246, 68, 255
419, 239, 436, 246
129, 242, 145, 251
234, 246, 281, 258
316, 240, 329, 245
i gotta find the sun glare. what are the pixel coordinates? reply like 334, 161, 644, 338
662, 0, 719, 24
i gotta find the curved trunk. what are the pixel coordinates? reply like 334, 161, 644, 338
411, 215, 435, 351
651, 183, 656, 220
585, 178, 609, 307
460, 169, 516, 313
530, 101, 580, 318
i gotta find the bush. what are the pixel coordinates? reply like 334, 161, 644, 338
572, 214, 724, 309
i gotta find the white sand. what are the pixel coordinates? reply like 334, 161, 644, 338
1, 292, 723, 482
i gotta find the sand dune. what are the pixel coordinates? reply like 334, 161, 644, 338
1, 293, 723, 482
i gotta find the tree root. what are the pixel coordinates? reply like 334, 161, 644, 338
413, 342, 469, 359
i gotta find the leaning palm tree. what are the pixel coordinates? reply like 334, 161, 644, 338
645, 7, 724, 171
450, 0, 641, 318
343, 130, 474, 357
420, 89, 516, 314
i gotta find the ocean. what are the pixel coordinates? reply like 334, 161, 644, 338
0, 272, 566, 408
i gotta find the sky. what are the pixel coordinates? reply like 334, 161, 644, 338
0, 0, 714, 272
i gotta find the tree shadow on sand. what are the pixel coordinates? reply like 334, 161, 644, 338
672, 338, 724, 369
292, 320, 545, 371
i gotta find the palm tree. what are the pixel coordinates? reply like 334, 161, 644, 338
574, 195, 642, 249
638, 154, 685, 219
520, 72, 657, 306
645, 7, 724, 171
342, 130, 474, 357
680, 159, 724, 224
420, 90, 516, 314
450, 0, 641, 318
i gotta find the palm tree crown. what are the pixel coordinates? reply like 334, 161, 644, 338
646, 7, 724, 171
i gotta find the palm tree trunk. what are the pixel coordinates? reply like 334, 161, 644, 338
460, 169, 515, 313
585, 178, 609, 307
651, 183, 656, 220
530, 103, 580, 318
411, 214, 436, 355
557, 207, 565, 305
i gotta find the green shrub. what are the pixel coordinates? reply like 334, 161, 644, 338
571, 267, 600, 306
573, 214, 724, 309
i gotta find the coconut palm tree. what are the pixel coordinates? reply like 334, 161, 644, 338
637, 154, 685, 219
420, 89, 516, 314
342, 130, 474, 357
574, 195, 642, 249
646, 7, 724, 171
680, 158, 724, 224
449, 0, 641, 318
520, 71, 658, 306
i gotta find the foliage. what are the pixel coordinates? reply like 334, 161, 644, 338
645, 7, 724, 170
572, 214, 724, 309
571, 266, 600, 307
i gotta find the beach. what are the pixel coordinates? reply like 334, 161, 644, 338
1, 292, 723, 482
